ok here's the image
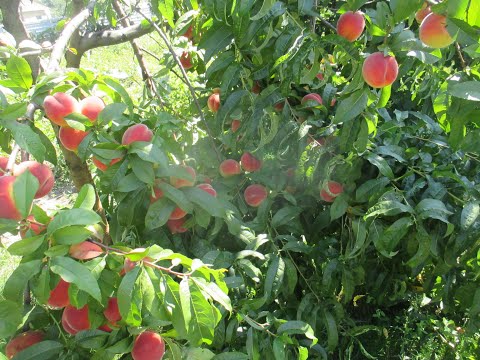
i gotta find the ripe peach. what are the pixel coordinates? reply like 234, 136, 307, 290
47, 278, 70, 308
320, 181, 343, 202
0, 156, 9, 174
79, 96, 105, 122
132, 331, 166, 360
252, 81, 261, 94
5, 331, 44, 359
98, 324, 112, 332
244, 184, 268, 207
170, 165, 196, 188
20, 215, 47, 238
415, 3, 432, 24
92, 157, 122, 172
104, 297, 121, 326
180, 52, 193, 70
59, 127, 89, 152
169, 207, 187, 220
337, 11, 365, 42
122, 124, 153, 145
316, 72, 324, 81
0, 176, 22, 220
362, 52, 399, 88
62, 305, 90, 335
274, 101, 285, 112
69, 241, 103, 260
208, 93, 220, 113
183, 25, 193, 40
150, 181, 164, 203
241, 152, 262, 172
231, 119, 241, 133
196, 183, 217, 197
301, 93, 323, 107
219, 159, 241, 177
419, 13, 454, 49
43, 92, 80, 127
13, 161, 54, 199
167, 218, 188, 234
121, 258, 137, 276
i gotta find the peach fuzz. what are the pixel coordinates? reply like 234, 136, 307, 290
362, 52, 398, 88
62, 305, 90, 335
219, 159, 241, 177
5, 331, 44, 359
43, 92, 80, 127
208, 92, 220, 113
80, 96, 105, 121
241, 152, 262, 172
0, 176, 22, 220
92, 156, 122, 172
47, 278, 70, 308
170, 165, 196, 188
132, 331, 166, 360
104, 297, 121, 326
419, 13, 454, 49
69, 241, 103, 260
167, 218, 188, 234
244, 184, 268, 207
59, 127, 89, 152
337, 11, 365, 42
197, 183, 217, 197
122, 123, 153, 145
301, 93, 323, 107
415, 3, 432, 24
13, 161, 54, 199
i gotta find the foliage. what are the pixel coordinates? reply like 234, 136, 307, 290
1, 0, 480, 359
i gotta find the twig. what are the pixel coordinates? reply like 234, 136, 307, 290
455, 43, 467, 70
137, 11, 222, 164
310, 0, 318, 32
6, 144, 20, 173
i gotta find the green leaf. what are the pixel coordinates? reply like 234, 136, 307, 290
264, 255, 285, 300
7, 235, 45, 256
365, 200, 413, 218
277, 320, 318, 345
212, 353, 249, 360
52, 226, 92, 245
145, 198, 176, 230
191, 277, 232, 312
377, 85, 391, 108
323, 310, 338, 351
97, 103, 128, 125
183, 187, 225, 218
50, 257, 102, 302
448, 81, 480, 101
47, 208, 102, 235
0, 300, 23, 338
271, 206, 302, 228
10, 341, 63, 360
131, 156, 155, 185
3, 260, 41, 302
157, 0, 175, 27
333, 89, 368, 124
389, 0, 423, 22
13, 170, 39, 218
6, 55, 33, 90
251, 0, 276, 20
365, 154, 394, 179
461, 202, 480, 230
407, 223, 431, 268
74, 184, 96, 210
179, 278, 192, 332
158, 182, 193, 213
330, 194, 349, 221
415, 198, 452, 223
1, 121, 46, 162
374, 217, 414, 257
198, 24, 234, 63
118, 266, 142, 326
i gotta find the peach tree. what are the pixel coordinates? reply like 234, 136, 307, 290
1, 0, 480, 359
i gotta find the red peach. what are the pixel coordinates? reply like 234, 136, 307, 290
59, 127, 89, 152
13, 161, 54, 199
62, 305, 90, 335
244, 184, 268, 207
196, 183, 217, 197
241, 152, 262, 172
80, 96, 105, 122
180, 52, 193, 70
47, 278, 70, 308
0, 176, 22, 220
316, 72, 324, 81
320, 181, 344, 202
252, 81, 261, 94
415, 3, 432, 24
301, 93, 323, 107
167, 218, 188, 234
362, 52, 399, 88
169, 207, 187, 220
419, 13, 454, 49
170, 165, 196, 188
231, 119, 241, 133
121, 258, 137, 276
92, 157, 122, 172
337, 11, 365, 42
20, 215, 48, 239
122, 124, 153, 145
132, 331, 166, 360
43, 92, 80, 127
69, 241, 103, 260
219, 159, 241, 177
0, 156, 10, 174
150, 181, 164, 203
5, 331, 44, 359
98, 324, 112, 332
183, 25, 193, 40
320, 189, 336, 202
104, 297, 121, 326
274, 101, 285, 112
208, 93, 220, 113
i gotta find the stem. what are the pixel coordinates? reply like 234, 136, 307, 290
138, 11, 222, 164
6, 144, 20, 174
455, 42, 467, 70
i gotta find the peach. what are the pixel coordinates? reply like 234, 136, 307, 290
62, 305, 90, 335
47, 278, 70, 308
180, 52, 193, 70
416, 3, 432, 23
43, 92, 80, 127
0, 156, 9, 174
170, 165, 196, 188
20, 215, 48, 238
183, 25, 193, 40
219, 159, 241, 177
169, 207, 187, 220
150, 182, 164, 203
92, 156, 122, 172
244, 184, 268, 207
208, 93, 220, 113
301, 93, 323, 107
121, 258, 137, 276
59, 127, 89, 152
316, 72, 324, 81
5, 331, 44, 359
69, 241, 103, 260
320, 181, 343, 202
241, 152, 262, 172
419, 13, 454, 49
231, 119, 241, 133
196, 183, 217, 197
362, 52, 399, 88
167, 218, 188, 234
104, 297, 121, 326
252, 81, 261, 94
0, 176, 22, 220
337, 11, 365, 42
274, 101, 285, 112
13, 161, 54, 199
132, 331, 166, 360
98, 324, 112, 332
122, 124, 153, 145
80, 96, 105, 122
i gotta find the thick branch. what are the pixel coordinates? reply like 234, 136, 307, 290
0, 0, 29, 42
